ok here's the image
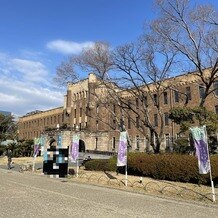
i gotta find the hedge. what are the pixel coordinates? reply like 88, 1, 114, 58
84, 157, 117, 172
84, 153, 218, 185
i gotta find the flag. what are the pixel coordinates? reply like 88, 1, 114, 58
190, 125, 210, 174
33, 138, 40, 158
117, 131, 127, 166
57, 135, 62, 148
70, 135, 80, 163
40, 135, 45, 156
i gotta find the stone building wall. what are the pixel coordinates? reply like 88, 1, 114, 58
18, 71, 218, 153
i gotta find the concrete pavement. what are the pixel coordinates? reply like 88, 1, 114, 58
0, 168, 218, 218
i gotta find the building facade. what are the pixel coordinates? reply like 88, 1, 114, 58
18, 71, 218, 153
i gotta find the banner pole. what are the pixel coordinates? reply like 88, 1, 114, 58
205, 126, 216, 202
125, 163, 127, 186
76, 159, 79, 178
32, 156, 36, 172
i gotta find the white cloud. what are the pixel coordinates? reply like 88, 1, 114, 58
0, 52, 64, 117
11, 58, 48, 82
46, 40, 95, 54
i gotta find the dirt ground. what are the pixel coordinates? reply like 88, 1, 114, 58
1, 156, 217, 204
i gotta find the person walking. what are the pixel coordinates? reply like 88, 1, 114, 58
6, 149, 12, 169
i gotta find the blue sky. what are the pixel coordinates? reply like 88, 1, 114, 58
0, 0, 217, 117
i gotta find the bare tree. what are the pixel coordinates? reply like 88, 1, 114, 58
108, 37, 177, 153
151, 0, 218, 107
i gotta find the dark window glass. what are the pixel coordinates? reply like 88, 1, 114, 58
215, 105, 218, 114
199, 84, 205, 99
80, 108, 82, 117
186, 86, 192, 100
174, 90, 179, 103
164, 113, 169, 126
154, 114, 158, 127
214, 81, 218, 96
164, 92, 168, 104
153, 94, 157, 105
136, 116, 139, 128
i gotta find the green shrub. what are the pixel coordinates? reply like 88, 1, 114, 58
84, 158, 117, 172
84, 153, 218, 185
128, 153, 218, 185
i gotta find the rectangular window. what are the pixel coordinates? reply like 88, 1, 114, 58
143, 96, 148, 107
186, 86, 192, 100
95, 137, 98, 150
164, 113, 169, 126
153, 94, 157, 106
174, 90, 179, 103
136, 98, 139, 108
80, 108, 82, 117
164, 92, 168, 104
112, 137, 116, 150
96, 120, 99, 130
136, 135, 140, 150
215, 105, 218, 114
136, 116, 139, 128
154, 114, 158, 127
74, 109, 76, 118
165, 134, 170, 149
214, 81, 218, 96
199, 84, 205, 99
113, 104, 116, 113
113, 119, 116, 130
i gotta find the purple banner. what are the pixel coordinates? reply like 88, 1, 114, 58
33, 144, 39, 158
70, 135, 79, 163
117, 131, 127, 166
190, 125, 210, 174
33, 138, 40, 158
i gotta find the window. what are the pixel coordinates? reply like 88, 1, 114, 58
154, 114, 158, 127
174, 90, 179, 103
165, 134, 170, 149
112, 137, 116, 150
214, 81, 218, 96
136, 135, 140, 150
95, 137, 98, 150
143, 96, 148, 107
199, 84, 205, 99
113, 104, 116, 113
112, 119, 116, 130
79, 123, 82, 131
96, 120, 99, 130
80, 108, 82, 117
163, 92, 168, 104
136, 116, 139, 128
215, 105, 218, 114
186, 86, 192, 100
164, 113, 169, 126
74, 109, 76, 118
153, 94, 157, 105
136, 98, 139, 108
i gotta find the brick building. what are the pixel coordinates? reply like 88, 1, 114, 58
18, 70, 218, 152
